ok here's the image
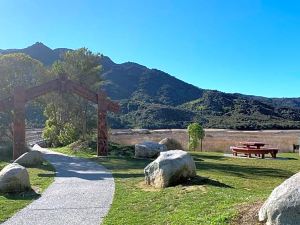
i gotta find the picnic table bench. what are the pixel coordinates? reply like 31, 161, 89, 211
230, 142, 279, 159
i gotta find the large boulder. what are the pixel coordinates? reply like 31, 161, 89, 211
0, 163, 31, 193
159, 138, 183, 150
144, 150, 196, 188
259, 171, 300, 225
135, 141, 167, 158
14, 150, 44, 167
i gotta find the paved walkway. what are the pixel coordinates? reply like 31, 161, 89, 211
2, 145, 115, 225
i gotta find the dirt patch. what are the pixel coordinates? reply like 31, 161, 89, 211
231, 201, 265, 225
180, 185, 207, 193
137, 181, 161, 192
137, 181, 207, 193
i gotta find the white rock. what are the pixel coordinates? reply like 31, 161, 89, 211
144, 150, 196, 188
159, 138, 183, 150
14, 150, 44, 167
0, 163, 31, 193
135, 141, 167, 158
259, 171, 300, 225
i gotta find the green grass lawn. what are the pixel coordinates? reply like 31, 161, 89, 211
0, 154, 55, 223
53, 145, 300, 225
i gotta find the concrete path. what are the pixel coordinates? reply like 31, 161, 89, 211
2, 145, 115, 225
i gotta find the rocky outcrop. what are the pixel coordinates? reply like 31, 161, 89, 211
14, 150, 44, 167
144, 150, 196, 188
159, 138, 183, 150
135, 141, 167, 158
259, 171, 300, 225
0, 163, 31, 193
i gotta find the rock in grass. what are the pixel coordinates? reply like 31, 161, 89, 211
159, 138, 183, 150
135, 141, 167, 158
14, 150, 44, 167
0, 163, 31, 193
259, 171, 300, 225
144, 150, 196, 188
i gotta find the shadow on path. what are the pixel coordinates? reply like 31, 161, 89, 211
42, 153, 113, 181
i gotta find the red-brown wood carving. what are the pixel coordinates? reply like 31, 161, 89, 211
13, 86, 26, 160
0, 75, 119, 159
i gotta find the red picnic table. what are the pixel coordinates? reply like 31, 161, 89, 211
230, 141, 279, 159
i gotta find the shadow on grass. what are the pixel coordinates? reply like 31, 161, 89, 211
195, 160, 294, 179
36, 162, 56, 178
38, 173, 56, 178
112, 172, 144, 179
277, 157, 298, 160
183, 175, 233, 188
3, 188, 41, 200
93, 156, 152, 171
192, 154, 225, 161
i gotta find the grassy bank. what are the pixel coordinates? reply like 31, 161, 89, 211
53, 145, 300, 225
0, 146, 55, 223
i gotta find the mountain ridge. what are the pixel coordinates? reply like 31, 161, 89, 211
1, 42, 300, 129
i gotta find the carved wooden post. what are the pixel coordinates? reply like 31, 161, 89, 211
97, 92, 108, 156
13, 86, 26, 160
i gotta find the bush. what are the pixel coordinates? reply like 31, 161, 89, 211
43, 120, 60, 147
58, 123, 79, 146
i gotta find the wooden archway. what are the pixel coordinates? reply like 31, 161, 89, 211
0, 75, 119, 159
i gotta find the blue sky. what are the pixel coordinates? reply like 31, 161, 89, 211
0, 0, 300, 97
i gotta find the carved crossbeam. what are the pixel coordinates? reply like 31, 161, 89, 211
66, 79, 119, 113
26, 79, 60, 101
0, 76, 119, 113
97, 91, 120, 113
66, 79, 98, 104
0, 75, 119, 158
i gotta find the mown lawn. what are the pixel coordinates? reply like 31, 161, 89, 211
54, 145, 300, 225
0, 152, 55, 223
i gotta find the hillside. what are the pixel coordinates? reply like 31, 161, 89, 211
100, 62, 204, 106
180, 91, 300, 129
1, 42, 300, 129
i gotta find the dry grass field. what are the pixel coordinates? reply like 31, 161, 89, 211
109, 129, 300, 153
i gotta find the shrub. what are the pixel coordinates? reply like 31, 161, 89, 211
58, 123, 79, 146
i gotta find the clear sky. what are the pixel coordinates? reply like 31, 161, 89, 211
0, 0, 300, 98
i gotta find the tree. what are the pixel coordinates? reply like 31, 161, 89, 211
43, 48, 102, 146
0, 53, 49, 143
187, 122, 205, 151
0, 53, 50, 96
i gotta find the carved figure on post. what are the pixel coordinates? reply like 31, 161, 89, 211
96, 90, 119, 156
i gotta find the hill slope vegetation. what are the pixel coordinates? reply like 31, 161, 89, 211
1, 42, 300, 129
